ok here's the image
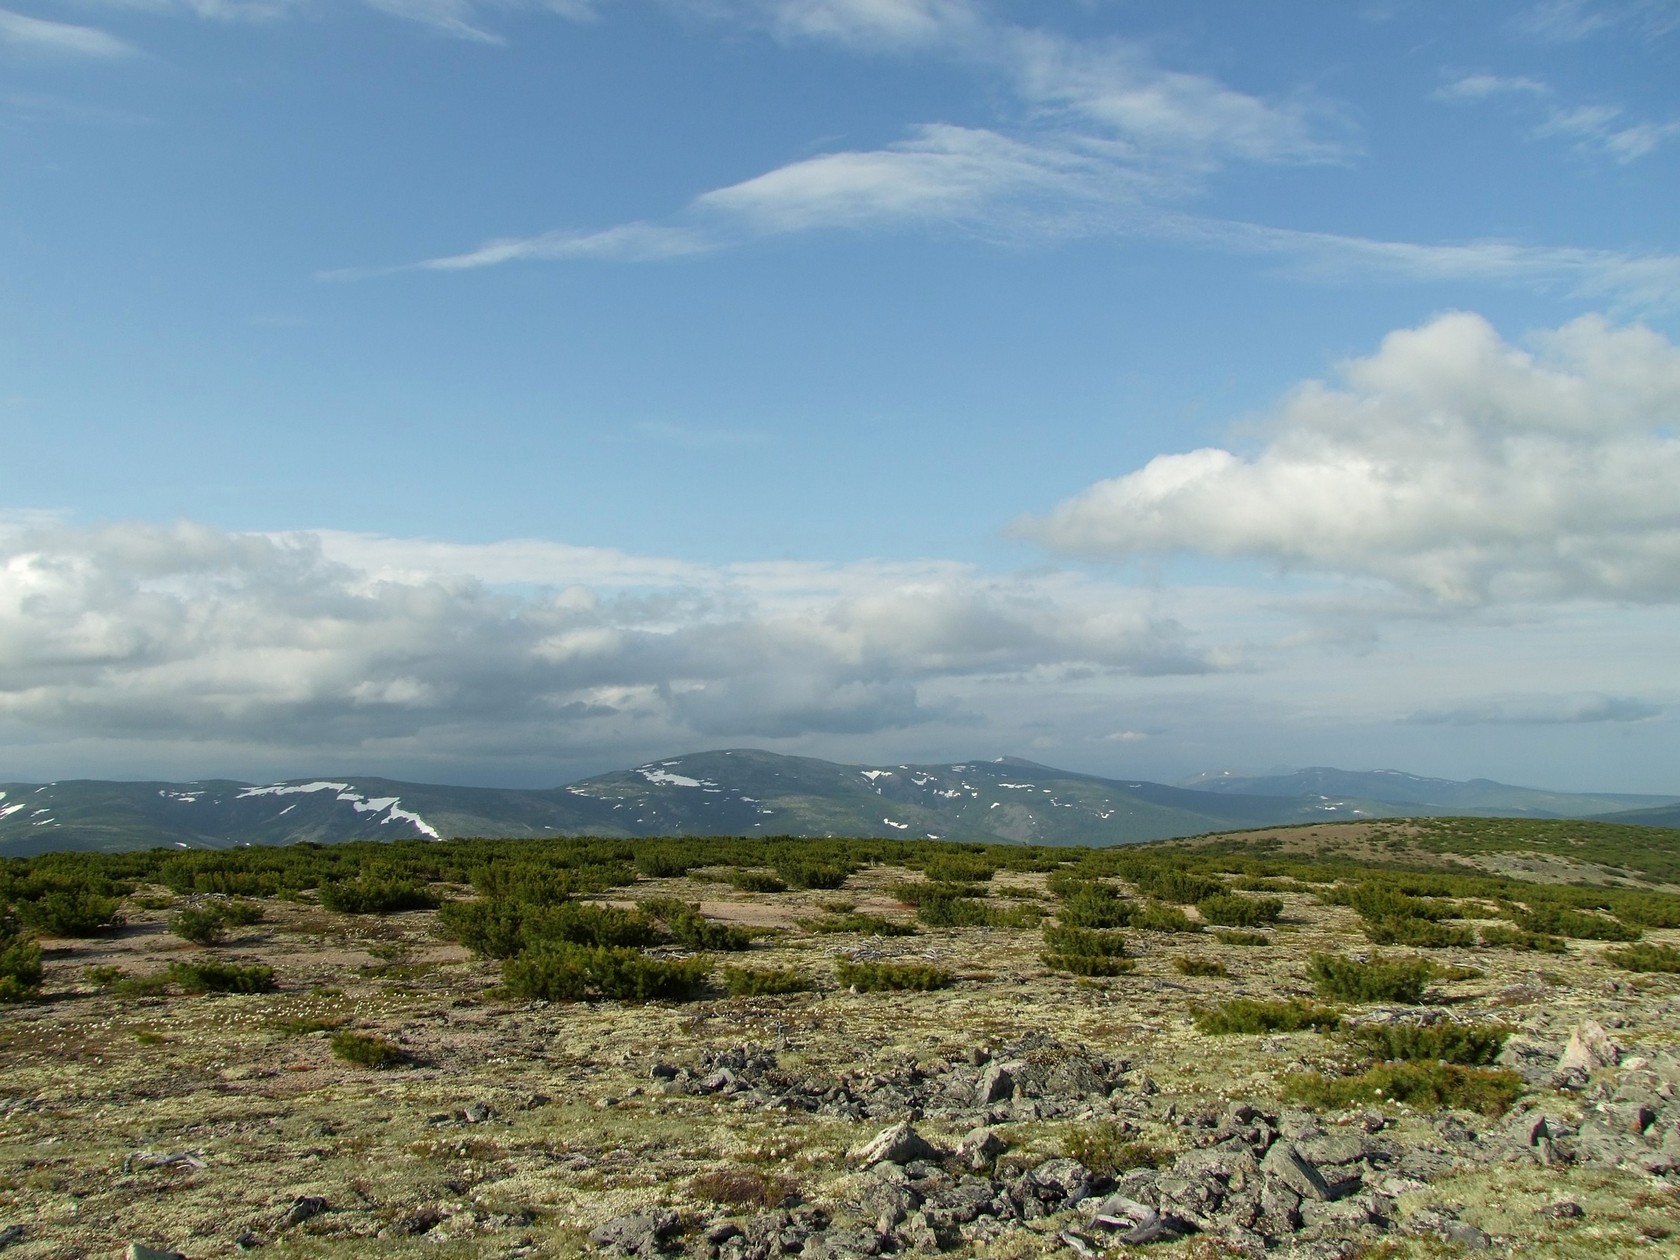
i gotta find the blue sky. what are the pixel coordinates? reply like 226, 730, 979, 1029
2, 0, 1678, 793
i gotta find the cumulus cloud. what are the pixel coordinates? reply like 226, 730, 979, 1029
1020, 311, 1680, 606
0, 518, 1217, 761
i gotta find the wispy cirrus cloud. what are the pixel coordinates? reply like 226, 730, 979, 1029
0, 7, 135, 57
1435, 66, 1679, 163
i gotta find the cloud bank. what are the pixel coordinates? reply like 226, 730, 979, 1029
1020, 312, 1680, 606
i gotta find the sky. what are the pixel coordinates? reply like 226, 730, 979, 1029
2, 0, 1678, 793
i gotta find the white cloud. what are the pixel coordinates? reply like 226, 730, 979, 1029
1433, 72, 1551, 101
0, 7, 135, 56
1536, 102, 1680, 161
0, 518, 1217, 759
1020, 311, 1680, 606
747, 0, 979, 50
1405, 693, 1663, 725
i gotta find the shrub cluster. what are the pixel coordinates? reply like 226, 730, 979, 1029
834, 960, 952, 992
1604, 942, 1680, 973
166, 960, 276, 994
1214, 930, 1271, 947
638, 897, 753, 951
1346, 1021, 1508, 1065
721, 965, 815, 997
1476, 924, 1566, 953
717, 869, 788, 894
1192, 998, 1342, 1035
1501, 901, 1640, 942
1308, 952, 1435, 1004
1062, 1123, 1170, 1176
691, 1167, 797, 1209
1282, 1061, 1523, 1116
1173, 955, 1229, 978
329, 1030, 405, 1068
318, 876, 440, 915
0, 923, 43, 1003
169, 906, 229, 945
502, 943, 711, 1002
1195, 892, 1282, 928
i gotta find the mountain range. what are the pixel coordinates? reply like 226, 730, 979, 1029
3, 750, 1676, 857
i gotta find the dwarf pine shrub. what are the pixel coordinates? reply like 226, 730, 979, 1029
1504, 902, 1640, 942
1055, 882, 1132, 929
1282, 1062, 1523, 1116
1308, 952, 1434, 1004
1347, 1021, 1508, 1065
1173, 955, 1229, 978
1476, 924, 1567, 953
18, 888, 121, 937
1604, 942, 1680, 973
1214, 930, 1271, 947
1131, 901, 1201, 933
1042, 952, 1136, 977
502, 943, 711, 1002
1196, 893, 1283, 927
1192, 998, 1342, 1035
166, 960, 276, 994
330, 1030, 406, 1069
1362, 916, 1476, 948
0, 934, 43, 1003
639, 897, 753, 951
721, 966, 815, 997
1062, 1124, 1171, 1176
719, 870, 788, 894
1043, 925, 1127, 957
834, 960, 952, 991
318, 877, 439, 915
169, 907, 227, 946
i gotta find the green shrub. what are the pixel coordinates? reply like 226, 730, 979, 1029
1196, 893, 1282, 927
1362, 916, 1475, 948
318, 877, 439, 915
83, 963, 127, 989
721, 966, 815, 996
1214, 930, 1271, 947
217, 899, 265, 927
1477, 924, 1567, 953
774, 861, 851, 890
1173, 955, 1229, 978
1042, 952, 1136, 977
799, 912, 917, 937
1347, 1021, 1508, 1065
1327, 883, 1462, 924
166, 960, 276, 994
0, 936, 43, 1003
440, 899, 662, 958
18, 889, 121, 937
639, 897, 753, 951
834, 960, 952, 992
634, 848, 695, 878
502, 943, 711, 1002
1604, 942, 1680, 973
1042, 925, 1126, 957
1505, 902, 1640, 942
1056, 882, 1131, 929
1131, 901, 1201, 933
270, 1013, 349, 1034
1282, 1061, 1524, 1116
1308, 952, 1434, 1004
1135, 869, 1226, 905
330, 1030, 406, 1068
921, 856, 997, 883
1062, 1124, 1170, 1176
720, 870, 788, 894
1192, 998, 1342, 1035
169, 907, 227, 946
112, 972, 172, 997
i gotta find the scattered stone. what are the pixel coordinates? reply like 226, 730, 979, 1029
1540, 1200, 1584, 1219
956, 1126, 1005, 1169
126, 1246, 186, 1260
277, 1195, 329, 1229
975, 1060, 1019, 1105
122, 1150, 206, 1173
848, 1121, 940, 1168
463, 1101, 496, 1123
1261, 1141, 1334, 1202
0, 1227, 21, 1252
589, 1209, 680, 1257
233, 1232, 264, 1251
1558, 1020, 1622, 1075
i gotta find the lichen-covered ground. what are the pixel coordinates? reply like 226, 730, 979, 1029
2, 857, 1678, 1259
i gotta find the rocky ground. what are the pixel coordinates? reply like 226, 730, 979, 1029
2, 855, 1679, 1258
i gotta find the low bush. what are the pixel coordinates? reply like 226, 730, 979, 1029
441, 899, 662, 958
1346, 1021, 1508, 1065
1042, 952, 1136, 977
1062, 1123, 1171, 1176
1042, 925, 1126, 957
1477, 924, 1567, 953
1282, 1062, 1523, 1116
719, 870, 788, 894
1504, 902, 1640, 942
0, 935, 43, 1003
1192, 998, 1342, 1035
83, 964, 127, 989
834, 960, 952, 992
330, 1030, 405, 1068
774, 861, 852, 891
502, 943, 711, 1002
1173, 955, 1229, 978
721, 966, 816, 997
1604, 942, 1680, 973
1055, 882, 1131, 930
1214, 930, 1271, 947
1135, 869, 1226, 905
1196, 893, 1282, 928
1308, 952, 1434, 1004
318, 877, 439, 915
639, 897, 753, 951
634, 848, 695, 879
217, 899, 265, 927
799, 912, 917, 937
112, 972, 172, 997
270, 1013, 349, 1034
921, 856, 997, 884
18, 889, 121, 937
166, 960, 276, 994
1362, 916, 1475, 948
691, 1166, 797, 1209
1131, 902, 1201, 934
169, 907, 227, 946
